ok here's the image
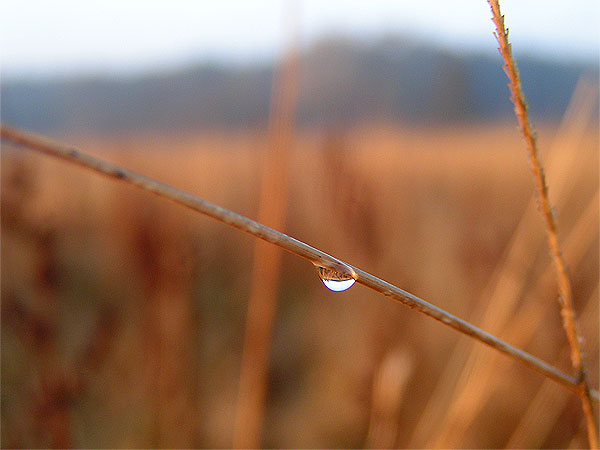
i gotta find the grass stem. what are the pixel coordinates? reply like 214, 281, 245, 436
2, 124, 598, 405
233, 12, 299, 447
487, 1, 597, 446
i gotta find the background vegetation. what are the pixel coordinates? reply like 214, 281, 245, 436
1, 32, 598, 448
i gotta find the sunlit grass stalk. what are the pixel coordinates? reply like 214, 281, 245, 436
429, 187, 599, 447
409, 77, 597, 448
2, 124, 598, 402
419, 81, 598, 447
365, 349, 412, 448
507, 286, 599, 448
487, 1, 597, 446
233, 13, 299, 448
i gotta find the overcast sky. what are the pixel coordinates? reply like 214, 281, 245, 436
1, 0, 598, 78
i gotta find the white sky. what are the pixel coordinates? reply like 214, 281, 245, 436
1, 0, 598, 78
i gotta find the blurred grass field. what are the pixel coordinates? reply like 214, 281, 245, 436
1, 110, 598, 446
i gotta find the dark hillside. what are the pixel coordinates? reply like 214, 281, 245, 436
2, 35, 597, 134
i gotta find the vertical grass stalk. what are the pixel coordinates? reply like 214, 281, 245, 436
487, 1, 597, 446
233, 8, 299, 447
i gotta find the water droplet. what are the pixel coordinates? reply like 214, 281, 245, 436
317, 266, 356, 292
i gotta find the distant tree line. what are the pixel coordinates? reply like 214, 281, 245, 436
1, 35, 597, 135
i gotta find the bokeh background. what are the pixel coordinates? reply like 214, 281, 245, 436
1, 1, 599, 448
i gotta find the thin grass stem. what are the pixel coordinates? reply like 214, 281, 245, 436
487, 1, 597, 446
2, 124, 598, 404
233, 9, 299, 447
409, 77, 597, 448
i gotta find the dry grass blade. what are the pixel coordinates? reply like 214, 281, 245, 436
1, 124, 598, 404
409, 77, 598, 448
487, 1, 597, 446
365, 349, 413, 448
507, 286, 598, 448
426, 187, 599, 447
233, 11, 299, 447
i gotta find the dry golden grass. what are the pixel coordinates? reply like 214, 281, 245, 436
234, 24, 299, 447
488, 3, 596, 443
1, 119, 598, 447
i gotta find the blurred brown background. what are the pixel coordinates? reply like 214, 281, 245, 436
1, 2, 599, 448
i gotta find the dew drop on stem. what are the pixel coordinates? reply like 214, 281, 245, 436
316, 266, 356, 292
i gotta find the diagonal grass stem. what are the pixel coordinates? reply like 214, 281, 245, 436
1, 124, 598, 404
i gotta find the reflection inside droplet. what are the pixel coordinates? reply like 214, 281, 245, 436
317, 266, 356, 292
